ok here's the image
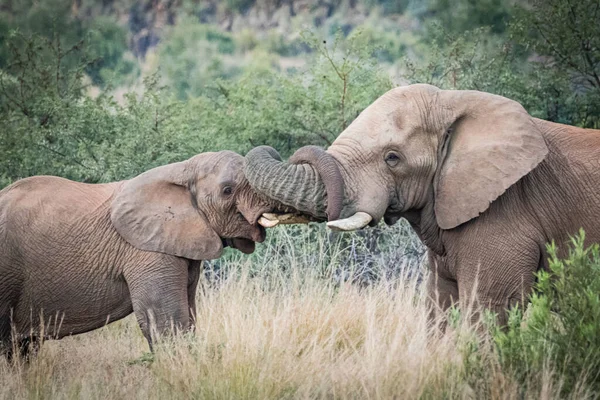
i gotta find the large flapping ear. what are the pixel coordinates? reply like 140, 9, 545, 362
434, 90, 548, 230
111, 159, 223, 260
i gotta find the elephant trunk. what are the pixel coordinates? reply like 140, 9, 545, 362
244, 146, 345, 221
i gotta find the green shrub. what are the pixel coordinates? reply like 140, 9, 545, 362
405, 0, 600, 129
510, 0, 600, 129
0, 32, 212, 186
492, 230, 600, 396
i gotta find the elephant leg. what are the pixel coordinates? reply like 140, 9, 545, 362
426, 271, 458, 318
0, 325, 38, 363
17, 336, 39, 362
456, 244, 538, 328
425, 252, 458, 332
126, 257, 191, 352
187, 260, 202, 331
0, 313, 11, 358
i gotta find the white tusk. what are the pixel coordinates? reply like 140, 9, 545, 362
326, 212, 372, 231
258, 216, 279, 228
277, 214, 312, 224
262, 213, 280, 220
259, 213, 313, 226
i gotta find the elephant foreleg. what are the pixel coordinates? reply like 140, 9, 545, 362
126, 257, 191, 352
0, 313, 11, 358
426, 252, 459, 329
455, 243, 538, 327
16, 336, 39, 362
187, 260, 202, 331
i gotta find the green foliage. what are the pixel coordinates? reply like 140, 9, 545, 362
85, 16, 137, 86
404, 26, 598, 128
157, 18, 241, 98
511, 0, 600, 128
352, 19, 418, 63
192, 29, 392, 157
492, 230, 600, 396
405, 0, 600, 128
0, 25, 391, 187
514, 0, 600, 90
420, 0, 511, 36
0, 0, 135, 88
0, 32, 209, 186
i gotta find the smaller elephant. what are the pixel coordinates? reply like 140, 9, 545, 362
0, 151, 273, 357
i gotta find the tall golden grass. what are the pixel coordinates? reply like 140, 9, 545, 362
0, 226, 588, 399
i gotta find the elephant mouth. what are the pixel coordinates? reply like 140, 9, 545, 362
383, 211, 402, 226
223, 237, 258, 254
221, 225, 265, 255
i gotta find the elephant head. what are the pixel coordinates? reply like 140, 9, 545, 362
111, 151, 272, 259
245, 84, 548, 235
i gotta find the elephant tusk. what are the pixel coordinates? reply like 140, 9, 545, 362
326, 212, 373, 231
274, 214, 313, 224
259, 213, 314, 227
262, 213, 281, 220
258, 216, 280, 228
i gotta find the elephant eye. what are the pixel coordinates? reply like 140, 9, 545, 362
384, 152, 400, 167
222, 186, 233, 196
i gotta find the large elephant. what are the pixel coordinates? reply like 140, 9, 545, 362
0, 151, 274, 357
245, 84, 600, 323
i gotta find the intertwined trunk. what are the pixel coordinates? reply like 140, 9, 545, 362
244, 146, 345, 221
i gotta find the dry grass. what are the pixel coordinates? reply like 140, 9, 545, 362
0, 227, 583, 399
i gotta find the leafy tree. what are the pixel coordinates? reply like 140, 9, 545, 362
0, 32, 202, 187
512, 0, 600, 128
405, 0, 600, 128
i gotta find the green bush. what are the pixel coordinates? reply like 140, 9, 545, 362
511, 0, 600, 129
405, 0, 600, 129
492, 230, 600, 396
0, 32, 212, 186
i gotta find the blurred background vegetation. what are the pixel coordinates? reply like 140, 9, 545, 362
1, 0, 598, 188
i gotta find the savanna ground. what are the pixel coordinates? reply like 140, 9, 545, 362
1, 0, 600, 398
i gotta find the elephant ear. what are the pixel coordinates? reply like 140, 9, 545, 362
434, 90, 548, 230
110, 160, 223, 260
